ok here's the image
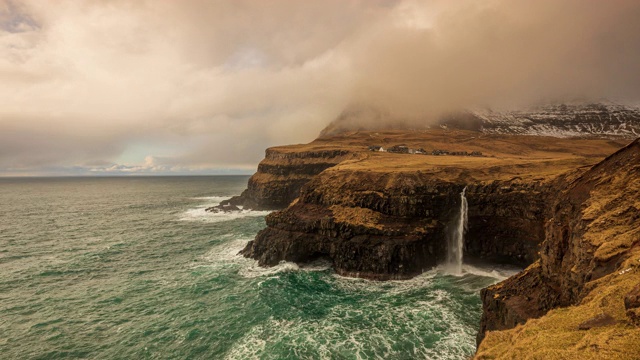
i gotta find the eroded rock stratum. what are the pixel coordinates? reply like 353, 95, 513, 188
475, 139, 640, 359
239, 129, 625, 279
228, 116, 639, 356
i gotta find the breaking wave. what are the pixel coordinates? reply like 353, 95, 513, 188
179, 195, 271, 223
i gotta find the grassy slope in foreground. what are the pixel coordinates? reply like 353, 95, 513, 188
475, 139, 640, 359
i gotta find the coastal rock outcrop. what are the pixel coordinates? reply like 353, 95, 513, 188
212, 146, 360, 211
239, 129, 626, 280
475, 138, 640, 358
241, 170, 558, 279
225, 105, 639, 356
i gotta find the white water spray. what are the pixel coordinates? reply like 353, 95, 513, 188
448, 187, 468, 274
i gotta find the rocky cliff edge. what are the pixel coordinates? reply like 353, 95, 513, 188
475, 139, 640, 359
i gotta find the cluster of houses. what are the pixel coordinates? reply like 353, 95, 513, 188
368, 145, 483, 157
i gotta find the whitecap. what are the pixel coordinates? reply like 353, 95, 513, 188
434, 263, 520, 281
179, 207, 271, 223
194, 238, 303, 279
178, 195, 271, 223
459, 263, 520, 280
190, 195, 234, 202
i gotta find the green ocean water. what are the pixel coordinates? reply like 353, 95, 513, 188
0, 176, 513, 359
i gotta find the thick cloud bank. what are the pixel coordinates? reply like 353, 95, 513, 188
1, 0, 639, 175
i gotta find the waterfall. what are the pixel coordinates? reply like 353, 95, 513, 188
448, 186, 468, 274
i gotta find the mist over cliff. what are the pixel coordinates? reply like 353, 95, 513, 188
2, 0, 640, 174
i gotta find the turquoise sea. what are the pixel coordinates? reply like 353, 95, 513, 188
0, 176, 513, 359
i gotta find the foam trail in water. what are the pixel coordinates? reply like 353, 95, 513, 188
197, 238, 331, 279
459, 264, 520, 281
447, 186, 468, 274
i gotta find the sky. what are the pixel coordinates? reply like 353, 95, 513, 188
1, 0, 640, 176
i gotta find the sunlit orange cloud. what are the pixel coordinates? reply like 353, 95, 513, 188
1, 0, 639, 175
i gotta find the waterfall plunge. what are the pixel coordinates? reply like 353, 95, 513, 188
447, 187, 468, 274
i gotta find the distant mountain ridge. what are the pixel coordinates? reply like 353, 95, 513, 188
470, 102, 640, 138
321, 102, 640, 139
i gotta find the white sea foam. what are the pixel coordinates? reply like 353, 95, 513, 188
332, 268, 439, 295
195, 238, 326, 279
203, 236, 513, 359
179, 207, 271, 223
225, 277, 477, 360
199, 232, 517, 359
178, 195, 271, 223
458, 263, 520, 280
436, 262, 520, 281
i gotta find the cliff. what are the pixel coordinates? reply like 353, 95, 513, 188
475, 139, 640, 358
222, 102, 640, 213
228, 105, 640, 355
239, 129, 627, 279
214, 143, 362, 210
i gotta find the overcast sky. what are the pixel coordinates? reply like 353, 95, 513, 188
1, 0, 640, 176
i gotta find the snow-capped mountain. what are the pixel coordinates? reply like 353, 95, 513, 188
469, 102, 640, 138
321, 102, 640, 139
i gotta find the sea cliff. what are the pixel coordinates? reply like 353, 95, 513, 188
475, 139, 640, 358
230, 119, 639, 355
239, 129, 624, 279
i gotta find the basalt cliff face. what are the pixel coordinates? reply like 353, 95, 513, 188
241, 169, 559, 280
239, 128, 628, 278
475, 139, 640, 359
231, 104, 639, 356
217, 145, 361, 210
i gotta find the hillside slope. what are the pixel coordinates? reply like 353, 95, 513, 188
475, 139, 640, 359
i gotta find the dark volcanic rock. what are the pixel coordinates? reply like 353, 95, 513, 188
227, 148, 357, 210
241, 168, 561, 280
476, 138, 640, 349
476, 262, 559, 345
205, 203, 240, 213
240, 201, 446, 280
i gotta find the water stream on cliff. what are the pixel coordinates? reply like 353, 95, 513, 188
0, 177, 512, 359
447, 186, 468, 275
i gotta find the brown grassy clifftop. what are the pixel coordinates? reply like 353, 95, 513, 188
476, 139, 640, 359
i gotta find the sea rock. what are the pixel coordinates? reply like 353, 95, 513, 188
205, 203, 240, 213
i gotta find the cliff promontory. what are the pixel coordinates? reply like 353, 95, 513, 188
239, 129, 627, 279
215, 143, 362, 210
229, 103, 640, 356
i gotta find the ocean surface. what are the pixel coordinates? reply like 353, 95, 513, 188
0, 176, 515, 359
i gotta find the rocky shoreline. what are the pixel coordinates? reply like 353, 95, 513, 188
239, 173, 559, 280
223, 126, 638, 355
